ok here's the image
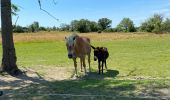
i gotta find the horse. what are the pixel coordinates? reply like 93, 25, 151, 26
65, 34, 91, 75
91, 46, 109, 74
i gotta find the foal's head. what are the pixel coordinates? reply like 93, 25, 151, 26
65, 34, 78, 59
91, 46, 108, 61
91, 46, 101, 61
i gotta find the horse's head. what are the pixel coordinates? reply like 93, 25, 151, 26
65, 34, 78, 59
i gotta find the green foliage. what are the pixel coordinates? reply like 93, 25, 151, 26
70, 20, 79, 31
39, 26, 47, 31
70, 19, 99, 33
13, 25, 24, 33
98, 18, 112, 31
11, 15, 170, 33
161, 18, 170, 32
28, 24, 35, 32
11, 4, 20, 16
76, 19, 91, 33
140, 14, 163, 33
103, 28, 117, 32
33, 21, 39, 32
28, 21, 40, 32
60, 23, 70, 31
13, 25, 29, 33
116, 18, 136, 32
89, 21, 99, 32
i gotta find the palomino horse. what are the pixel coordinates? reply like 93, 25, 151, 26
65, 34, 91, 75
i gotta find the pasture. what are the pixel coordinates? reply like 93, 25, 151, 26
0, 32, 170, 99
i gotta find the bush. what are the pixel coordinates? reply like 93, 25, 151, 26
161, 18, 170, 33
103, 28, 117, 32
140, 14, 163, 33
116, 18, 136, 32
13, 25, 25, 33
98, 18, 112, 31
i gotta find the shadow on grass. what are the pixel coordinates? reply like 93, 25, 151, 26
79, 69, 119, 80
0, 69, 169, 100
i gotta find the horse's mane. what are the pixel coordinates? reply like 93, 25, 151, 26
71, 33, 79, 38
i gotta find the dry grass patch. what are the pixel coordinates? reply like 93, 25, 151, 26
0, 31, 168, 43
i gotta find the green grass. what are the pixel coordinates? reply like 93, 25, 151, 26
15, 41, 71, 67
5, 36, 169, 78
92, 37, 170, 78
0, 33, 170, 99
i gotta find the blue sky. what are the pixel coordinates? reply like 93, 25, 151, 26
10, 0, 170, 27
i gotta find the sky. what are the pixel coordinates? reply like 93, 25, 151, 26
5, 0, 170, 27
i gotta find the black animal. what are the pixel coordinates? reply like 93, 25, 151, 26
91, 46, 109, 74
0, 91, 3, 96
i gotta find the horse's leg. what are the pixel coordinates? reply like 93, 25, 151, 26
105, 60, 108, 70
102, 61, 104, 74
82, 56, 87, 74
80, 58, 83, 72
88, 54, 91, 72
73, 58, 77, 75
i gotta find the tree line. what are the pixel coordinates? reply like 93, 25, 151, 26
13, 14, 170, 33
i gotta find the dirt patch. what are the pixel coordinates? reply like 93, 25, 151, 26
0, 67, 75, 99
0, 67, 170, 99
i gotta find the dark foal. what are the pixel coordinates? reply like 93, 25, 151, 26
0, 91, 3, 96
91, 46, 109, 74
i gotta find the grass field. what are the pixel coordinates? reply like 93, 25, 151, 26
0, 32, 170, 99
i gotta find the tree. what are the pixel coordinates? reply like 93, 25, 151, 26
28, 24, 35, 32
161, 18, 170, 32
60, 23, 70, 31
116, 18, 136, 32
1, 0, 21, 75
70, 20, 79, 31
13, 25, 25, 33
140, 14, 163, 33
89, 21, 98, 32
11, 4, 20, 16
77, 19, 91, 33
98, 18, 112, 31
28, 21, 40, 32
33, 21, 39, 32
70, 19, 99, 33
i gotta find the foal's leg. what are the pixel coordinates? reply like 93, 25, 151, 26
98, 60, 101, 74
88, 54, 91, 72
102, 61, 104, 74
105, 60, 108, 70
73, 58, 77, 75
80, 58, 83, 72
82, 57, 87, 74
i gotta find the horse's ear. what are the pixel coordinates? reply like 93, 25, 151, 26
91, 45, 95, 49
73, 35, 78, 41
73, 37, 76, 41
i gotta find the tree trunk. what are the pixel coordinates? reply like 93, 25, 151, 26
1, 0, 21, 76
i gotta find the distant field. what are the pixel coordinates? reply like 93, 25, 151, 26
0, 32, 170, 99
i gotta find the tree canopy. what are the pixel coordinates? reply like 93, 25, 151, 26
98, 18, 112, 31
116, 18, 136, 32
